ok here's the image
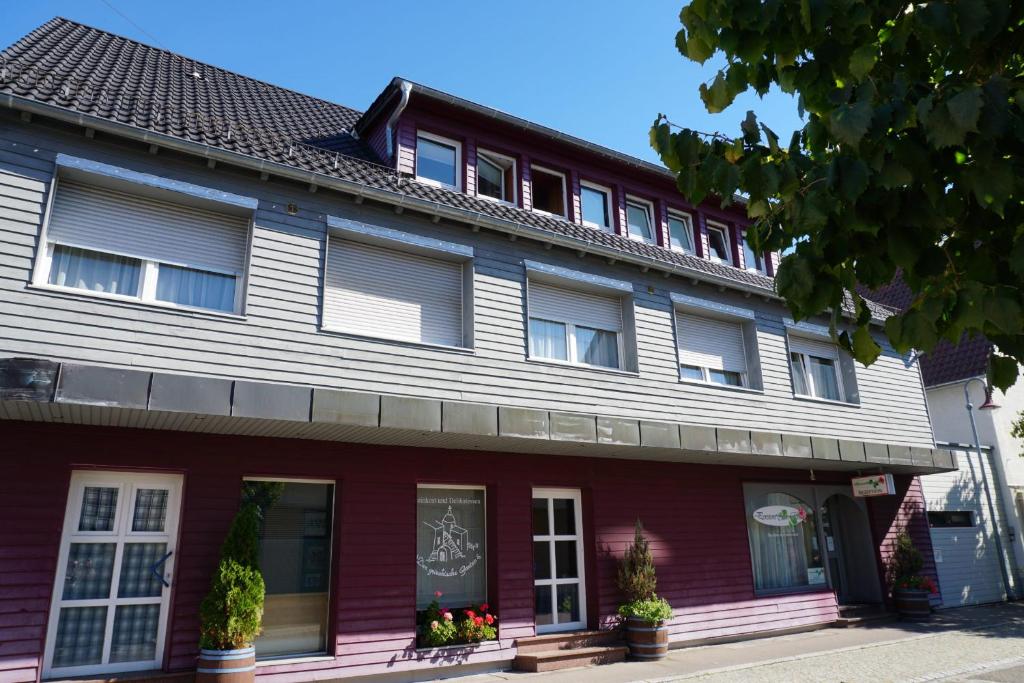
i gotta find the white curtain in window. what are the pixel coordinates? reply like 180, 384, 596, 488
576, 326, 618, 367
809, 357, 841, 400
746, 493, 820, 591
529, 319, 568, 360
48, 245, 140, 296
155, 264, 236, 312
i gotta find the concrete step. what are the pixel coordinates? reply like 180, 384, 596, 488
834, 610, 897, 628
514, 629, 623, 655
513, 645, 629, 672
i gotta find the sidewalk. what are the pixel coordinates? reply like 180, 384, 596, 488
460, 603, 1024, 683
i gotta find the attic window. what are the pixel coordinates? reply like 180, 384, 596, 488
625, 197, 655, 245
477, 150, 516, 204
531, 165, 567, 218
706, 221, 733, 264
416, 132, 462, 190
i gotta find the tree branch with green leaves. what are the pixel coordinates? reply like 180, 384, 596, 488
652, 0, 1024, 390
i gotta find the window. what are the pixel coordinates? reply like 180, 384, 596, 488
528, 281, 623, 369
706, 221, 733, 264
477, 150, 516, 203
532, 489, 586, 633
416, 485, 486, 609
676, 312, 748, 387
668, 211, 694, 253
243, 479, 334, 658
323, 236, 469, 348
580, 182, 613, 232
742, 232, 766, 273
625, 197, 655, 244
928, 511, 974, 527
745, 490, 825, 592
531, 165, 567, 217
38, 181, 248, 314
790, 337, 843, 401
416, 132, 461, 190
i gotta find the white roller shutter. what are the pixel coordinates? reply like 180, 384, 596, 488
324, 238, 464, 346
528, 282, 622, 331
47, 181, 249, 274
676, 312, 746, 373
789, 335, 839, 359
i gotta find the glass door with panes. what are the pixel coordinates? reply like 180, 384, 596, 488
532, 489, 586, 633
43, 471, 182, 678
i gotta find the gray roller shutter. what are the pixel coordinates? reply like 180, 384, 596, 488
676, 312, 746, 373
528, 282, 622, 331
47, 181, 249, 274
789, 335, 839, 360
324, 237, 464, 346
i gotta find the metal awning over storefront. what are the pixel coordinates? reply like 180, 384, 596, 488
0, 358, 956, 475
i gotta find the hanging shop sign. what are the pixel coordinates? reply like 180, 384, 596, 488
851, 473, 896, 497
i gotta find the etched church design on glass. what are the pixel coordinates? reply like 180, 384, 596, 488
425, 506, 469, 563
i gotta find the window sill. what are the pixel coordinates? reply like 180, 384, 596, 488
255, 654, 334, 667
526, 356, 638, 377
414, 640, 501, 655
530, 207, 569, 221
792, 394, 861, 408
476, 192, 517, 208
27, 283, 247, 321
678, 378, 764, 395
414, 176, 461, 193
318, 326, 476, 355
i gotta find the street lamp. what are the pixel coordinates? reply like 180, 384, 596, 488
963, 377, 1014, 599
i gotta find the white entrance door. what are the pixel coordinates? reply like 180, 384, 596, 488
532, 488, 586, 633
43, 471, 183, 678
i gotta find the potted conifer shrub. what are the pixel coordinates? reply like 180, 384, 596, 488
196, 502, 265, 682
888, 532, 937, 621
617, 520, 673, 660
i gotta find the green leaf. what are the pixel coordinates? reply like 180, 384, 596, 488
849, 44, 877, 81
800, 0, 812, 32
701, 72, 733, 114
851, 324, 882, 365
990, 354, 1019, 392
884, 315, 908, 354
965, 159, 1014, 216
776, 254, 816, 308
829, 101, 872, 147
741, 111, 760, 144
650, 122, 679, 170
686, 34, 715, 63
984, 294, 1022, 335
876, 159, 913, 189
900, 309, 939, 352
946, 87, 983, 135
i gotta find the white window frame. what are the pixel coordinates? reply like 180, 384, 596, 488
679, 362, 747, 388
579, 180, 614, 233
475, 149, 516, 205
43, 471, 183, 679
530, 164, 568, 219
706, 221, 733, 265
532, 488, 587, 634
790, 347, 845, 402
742, 231, 766, 273
528, 313, 624, 370
624, 195, 656, 245
415, 130, 463, 191
667, 210, 695, 254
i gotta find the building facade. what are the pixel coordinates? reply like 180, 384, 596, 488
0, 18, 955, 683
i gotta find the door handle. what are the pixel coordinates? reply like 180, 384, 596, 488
151, 550, 173, 588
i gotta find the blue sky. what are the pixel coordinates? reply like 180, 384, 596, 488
3, 1, 805, 164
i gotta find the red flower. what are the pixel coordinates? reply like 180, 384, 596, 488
485, 614, 494, 625
480, 603, 490, 612
465, 610, 476, 619
474, 616, 484, 626
434, 591, 442, 598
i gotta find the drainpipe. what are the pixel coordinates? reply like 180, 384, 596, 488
385, 80, 413, 163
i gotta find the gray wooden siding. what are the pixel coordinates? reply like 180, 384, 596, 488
0, 117, 935, 447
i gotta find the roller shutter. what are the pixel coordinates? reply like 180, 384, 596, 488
676, 312, 747, 373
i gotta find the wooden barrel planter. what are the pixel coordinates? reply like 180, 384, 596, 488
893, 588, 932, 621
196, 647, 256, 683
624, 617, 669, 660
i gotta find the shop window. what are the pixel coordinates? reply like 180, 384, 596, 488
745, 491, 825, 592
706, 221, 733, 264
928, 511, 974, 527
668, 211, 694, 253
580, 181, 613, 232
415, 485, 487, 609
531, 165, 567, 217
477, 150, 516, 204
243, 479, 334, 658
416, 132, 462, 190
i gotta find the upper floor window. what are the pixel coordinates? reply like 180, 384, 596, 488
789, 336, 843, 401
706, 221, 732, 264
416, 132, 462, 190
477, 150, 516, 204
580, 181, 613, 232
625, 197, 656, 244
323, 221, 473, 349
742, 232, 766, 273
528, 281, 623, 369
531, 165, 567, 218
668, 211, 694, 253
676, 312, 748, 387
37, 179, 249, 314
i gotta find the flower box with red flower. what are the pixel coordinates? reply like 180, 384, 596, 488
417, 591, 498, 648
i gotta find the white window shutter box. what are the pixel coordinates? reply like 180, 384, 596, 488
47, 181, 249, 274
324, 238, 464, 346
789, 335, 840, 359
528, 282, 622, 331
676, 312, 747, 373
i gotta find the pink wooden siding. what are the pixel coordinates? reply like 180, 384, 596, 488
364, 120, 391, 167
0, 421, 931, 682
868, 475, 942, 605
